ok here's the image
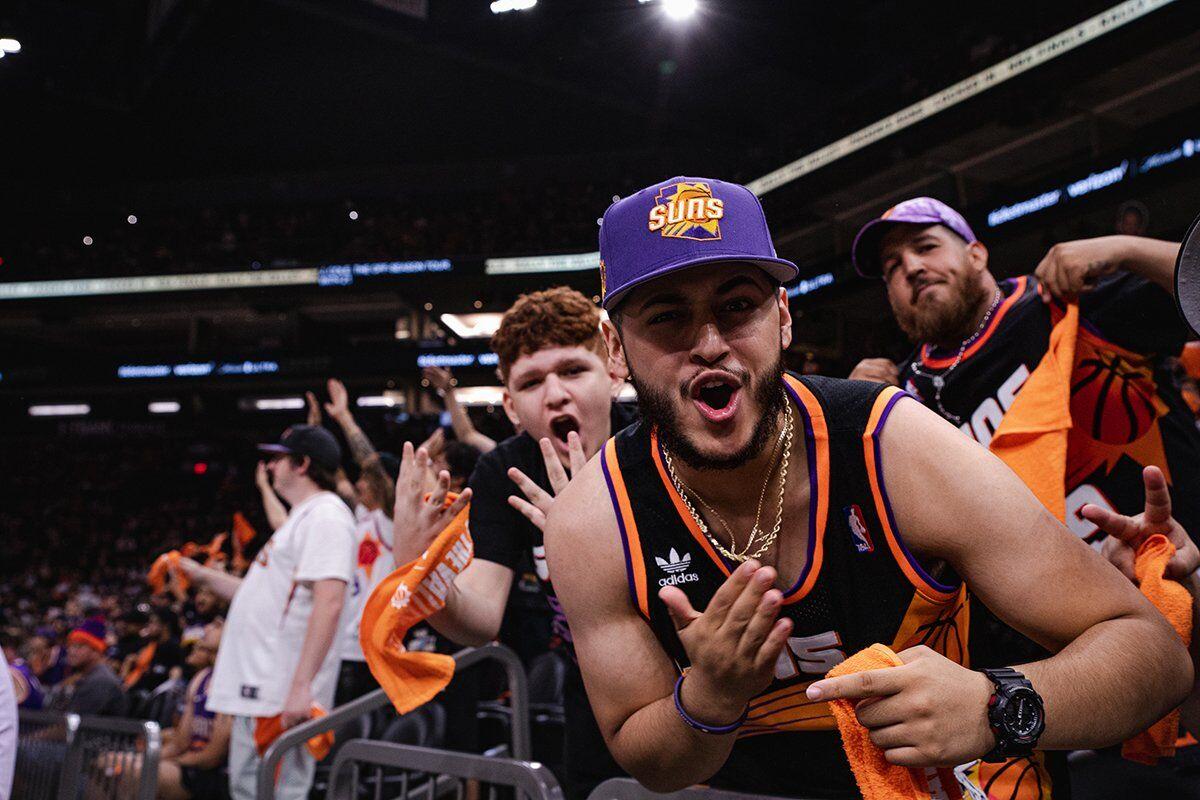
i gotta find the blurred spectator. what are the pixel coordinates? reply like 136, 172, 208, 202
1115, 200, 1150, 236
156, 623, 231, 800
50, 618, 128, 717
122, 608, 185, 693
1, 648, 13, 800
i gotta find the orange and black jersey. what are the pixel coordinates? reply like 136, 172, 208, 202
600, 374, 970, 799
901, 274, 1200, 670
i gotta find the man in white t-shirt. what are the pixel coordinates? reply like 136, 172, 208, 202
181, 424, 356, 800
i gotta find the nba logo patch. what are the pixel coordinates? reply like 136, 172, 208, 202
647, 181, 724, 240
843, 505, 874, 554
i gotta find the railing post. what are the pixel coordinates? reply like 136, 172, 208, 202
55, 714, 82, 800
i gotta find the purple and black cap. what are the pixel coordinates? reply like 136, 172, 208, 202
258, 424, 342, 472
598, 176, 798, 311
851, 197, 977, 278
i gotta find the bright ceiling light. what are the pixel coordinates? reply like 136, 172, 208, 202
662, 0, 697, 20
491, 0, 536, 13
253, 397, 305, 411
454, 386, 505, 407
29, 404, 90, 417
440, 312, 503, 339
356, 394, 403, 408
148, 401, 181, 414
127, 215, 138, 225
0, 39, 20, 54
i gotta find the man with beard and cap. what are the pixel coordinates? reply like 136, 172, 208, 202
389, 286, 633, 798
541, 177, 1191, 800
847, 196, 1200, 796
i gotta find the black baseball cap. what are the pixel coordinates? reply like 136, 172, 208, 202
258, 424, 342, 472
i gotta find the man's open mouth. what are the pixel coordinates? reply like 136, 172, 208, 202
549, 414, 580, 444
690, 372, 742, 423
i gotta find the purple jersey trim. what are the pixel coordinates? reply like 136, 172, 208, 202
601, 442, 648, 621
872, 391, 960, 595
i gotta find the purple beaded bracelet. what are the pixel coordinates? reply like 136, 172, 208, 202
673, 674, 748, 734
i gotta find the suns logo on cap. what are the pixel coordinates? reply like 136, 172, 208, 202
648, 181, 723, 240
599, 259, 607, 299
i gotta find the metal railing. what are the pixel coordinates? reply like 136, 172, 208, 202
14, 710, 72, 800
587, 778, 800, 800
257, 643, 531, 800
60, 714, 162, 800
327, 740, 564, 800
15, 710, 161, 800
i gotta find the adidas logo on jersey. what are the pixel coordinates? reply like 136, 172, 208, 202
655, 548, 698, 586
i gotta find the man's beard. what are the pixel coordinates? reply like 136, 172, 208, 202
628, 353, 787, 471
892, 268, 990, 346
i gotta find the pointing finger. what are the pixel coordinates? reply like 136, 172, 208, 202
1080, 504, 1140, 545
568, 431, 588, 476
1142, 466, 1173, 528
508, 467, 553, 510
658, 585, 701, 632
807, 665, 905, 703
507, 495, 546, 530
540, 437, 571, 495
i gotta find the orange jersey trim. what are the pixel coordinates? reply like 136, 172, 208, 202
863, 386, 960, 603
602, 439, 651, 620
919, 275, 1027, 369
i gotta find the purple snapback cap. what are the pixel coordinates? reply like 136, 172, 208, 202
598, 176, 798, 310
851, 197, 977, 278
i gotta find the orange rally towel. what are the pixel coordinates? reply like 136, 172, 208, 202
233, 512, 258, 546
254, 705, 334, 761
147, 551, 189, 594
828, 644, 962, 800
989, 303, 1079, 522
1122, 534, 1192, 765
361, 495, 472, 715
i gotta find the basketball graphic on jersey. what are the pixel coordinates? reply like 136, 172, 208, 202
1070, 340, 1160, 444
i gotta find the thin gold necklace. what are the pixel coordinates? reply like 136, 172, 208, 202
663, 400, 794, 563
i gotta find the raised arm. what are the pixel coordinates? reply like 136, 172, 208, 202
255, 461, 288, 532
178, 559, 242, 603
1035, 235, 1180, 299
545, 458, 791, 792
810, 397, 1191, 764
424, 367, 497, 453
325, 378, 393, 511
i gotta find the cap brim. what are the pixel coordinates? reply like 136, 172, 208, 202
256, 444, 294, 455
1176, 211, 1200, 338
851, 218, 908, 278
603, 254, 799, 310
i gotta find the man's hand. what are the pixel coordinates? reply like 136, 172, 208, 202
807, 645, 994, 767
849, 358, 900, 386
393, 441, 471, 564
658, 560, 792, 725
1085, 465, 1200, 583
305, 391, 322, 426
255, 461, 272, 492
507, 431, 586, 531
1034, 237, 1128, 303
423, 366, 455, 394
324, 378, 352, 423
281, 683, 313, 730
420, 426, 447, 462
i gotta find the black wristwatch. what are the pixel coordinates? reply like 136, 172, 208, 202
980, 667, 1045, 762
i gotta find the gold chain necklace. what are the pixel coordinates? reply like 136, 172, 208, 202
663, 400, 794, 563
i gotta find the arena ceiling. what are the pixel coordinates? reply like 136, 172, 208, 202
3, 0, 1125, 190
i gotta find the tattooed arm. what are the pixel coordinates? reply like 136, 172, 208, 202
325, 378, 394, 513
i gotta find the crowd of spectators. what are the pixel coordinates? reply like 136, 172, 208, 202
1, 179, 632, 282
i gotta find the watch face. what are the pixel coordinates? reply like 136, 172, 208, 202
1003, 688, 1043, 740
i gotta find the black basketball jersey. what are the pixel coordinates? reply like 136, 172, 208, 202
901, 274, 1200, 554
901, 274, 1200, 679
599, 374, 982, 799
